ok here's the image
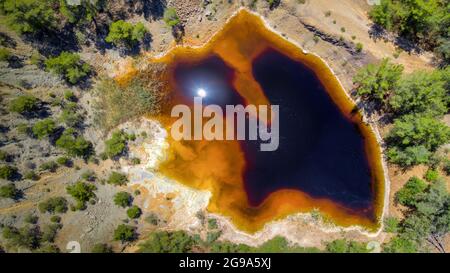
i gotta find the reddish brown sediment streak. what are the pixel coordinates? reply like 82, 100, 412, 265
140, 9, 385, 233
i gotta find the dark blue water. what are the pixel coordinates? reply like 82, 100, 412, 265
172, 48, 373, 211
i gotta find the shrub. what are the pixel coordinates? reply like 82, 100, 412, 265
50, 215, 61, 223
32, 119, 56, 139
39, 161, 58, 172
382, 236, 417, 253
443, 159, 450, 176
63, 90, 77, 102
395, 177, 427, 207
40, 223, 61, 243
24, 170, 39, 180
114, 192, 132, 208
163, 8, 180, 27
384, 217, 399, 233
0, 47, 11, 62
66, 181, 96, 208
387, 114, 450, 152
355, 42, 363, 53
45, 52, 91, 84
0, 184, 18, 199
0, 165, 17, 180
107, 172, 128, 186
206, 231, 221, 244
130, 157, 141, 165
353, 58, 403, 104
2, 225, 41, 249
23, 213, 38, 224
9, 95, 38, 114
326, 239, 368, 253
145, 213, 159, 225
81, 170, 95, 182
2, 0, 56, 34
138, 231, 194, 253
113, 224, 136, 242
389, 70, 448, 118
38, 197, 68, 214
56, 129, 93, 158
127, 205, 142, 219
56, 156, 71, 166
105, 20, 147, 47
104, 131, 127, 158
91, 243, 113, 253
208, 218, 218, 229
424, 169, 439, 182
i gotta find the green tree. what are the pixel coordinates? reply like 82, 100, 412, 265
382, 235, 417, 253
353, 58, 403, 104
389, 70, 448, 117
2, 0, 56, 34
113, 224, 135, 242
32, 118, 56, 139
139, 231, 194, 253
326, 239, 368, 253
105, 20, 147, 47
369, 0, 449, 64
387, 114, 450, 152
113, 191, 132, 208
384, 216, 400, 233
45, 52, 91, 84
163, 8, 180, 27
395, 176, 427, 207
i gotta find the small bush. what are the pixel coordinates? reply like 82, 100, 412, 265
105, 20, 147, 47
38, 197, 68, 214
384, 217, 399, 233
81, 170, 96, 182
56, 156, 71, 167
56, 129, 93, 158
395, 177, 427, 207
45, 52, 91, 84
66, 181, 96, 208
114, 192, 132, 208
208, 218, 218, 229
32, 119, 56, 139
39, 161, 58, 172
130, 157, 141, 165
107, 172, 128, 186
24, 213, 38, 224
355, 42, 363, 53
0, 165, 17, 180
9, 95, 38, 114
424, 169, 439, 182
127, 205, 142, 219
24, 170, 39, 181
50, 215, 61, 223
0, 184, 18, 199
64, 90, 77, 102
104, 131, 127, 158
91, 243, 113, 253
0, 48, 11, 62
145, 213, 159, 226
163, 8, 180, 27
113, 224, 136, 242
